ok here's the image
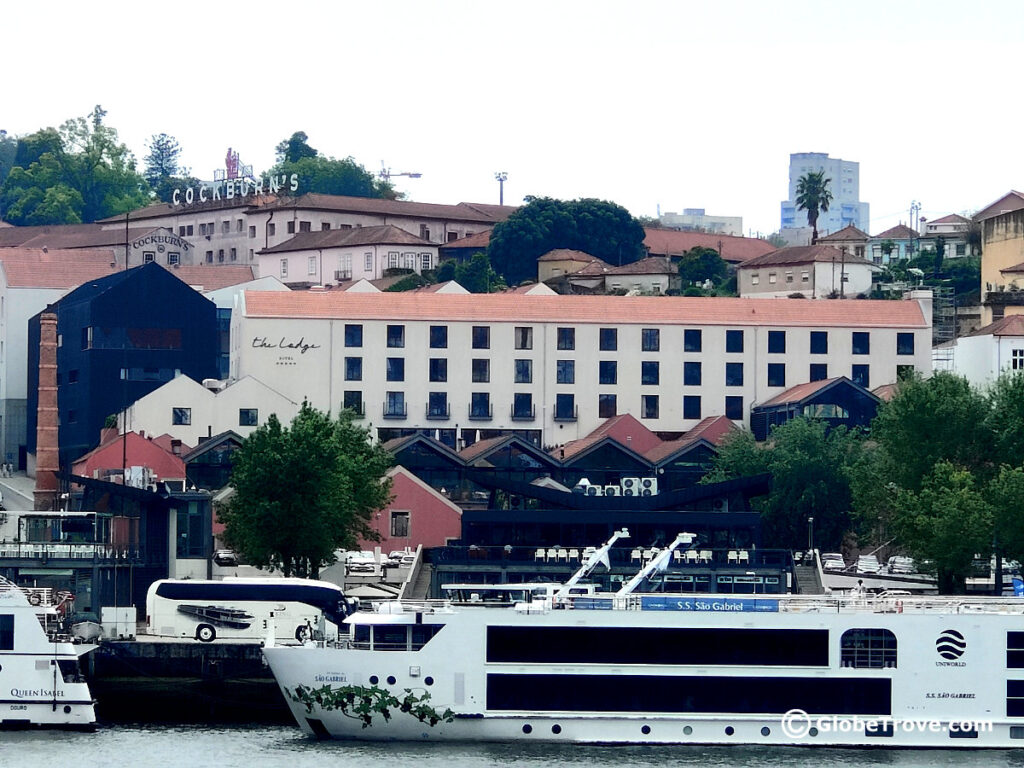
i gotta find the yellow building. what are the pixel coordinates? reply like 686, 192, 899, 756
976, 190, 1024, 325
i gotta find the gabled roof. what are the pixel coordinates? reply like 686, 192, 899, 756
163, 265, 258, 292
181, 430, 243, 462
644, 416, 737, 463
439, 229, 492, 251
0, 222, 108, 247
568, 258, 615, 277
1000, 261, 1024, 274
380, 433, 464, 465
537, 248, 598, 263
872, 383, 898, 402
17, 226, 165, 250
973, 191, 1024, 222
260, 193, 516, 224
738, 244, 874, 269
759, 376, 879, 407
605, 256, 675, 276
242, 291, 929, 328
928, 213, 970, 225
818, 224, 869, 242
963, 315, 1024, 338
873, 224, 918, 240
459, 434, 559, 468
643, 227, 776, 264
258, 225, 430, 254
557, 414, 662, 462
0, 248, 120, 289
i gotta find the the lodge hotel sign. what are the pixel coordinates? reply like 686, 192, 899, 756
172, 173, 300, 206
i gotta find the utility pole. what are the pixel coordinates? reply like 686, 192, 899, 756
495, 172, 508, 205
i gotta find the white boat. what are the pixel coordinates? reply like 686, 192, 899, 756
0, 576, 96, 729
264, 530, 1024, 747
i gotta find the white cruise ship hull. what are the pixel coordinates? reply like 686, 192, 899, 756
264, 594, 1024, 748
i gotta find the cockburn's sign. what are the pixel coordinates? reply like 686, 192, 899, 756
172, 173, 299, 206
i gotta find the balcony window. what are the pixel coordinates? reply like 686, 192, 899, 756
556, 360, 575, 384
430, 325, 448, 349
343, 390, 363, 415
598, 393, 617, 418
429, 358, 447, 383
641, 394, 659, 419
514, 359, 533, 384
470, 392, 491, 419
386, 358, 405, 382
472, 359, 490, 383
684, 361, 701, 386
512, 393, 534, 420
641, 361, 659, 385
554, 393, 576, 421
514, 327, 533, 350
384, 392, 406, 418
387, 325, 405, 348
345, 357, 362, 381
557, 327, 575, 350
427, 392, 449, 419
641, 328, 660, 352
472, 326, 490, 349
725, 362, 743, 387
599, 360, 617, 385
600, 328, 617, 351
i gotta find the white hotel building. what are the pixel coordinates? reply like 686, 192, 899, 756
231, 291, 932, 448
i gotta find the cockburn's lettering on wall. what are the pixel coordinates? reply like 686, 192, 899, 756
172, 174, 299, 206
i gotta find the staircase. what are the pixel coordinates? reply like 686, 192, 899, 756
404, 562, 434, 600
794, 564, 823, 595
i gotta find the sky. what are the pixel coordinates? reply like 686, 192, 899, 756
4, 0, 1024, 238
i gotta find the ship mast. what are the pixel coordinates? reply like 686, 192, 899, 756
555, 528, 630, 598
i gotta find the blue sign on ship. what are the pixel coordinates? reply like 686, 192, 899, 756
639, 596, 779, 612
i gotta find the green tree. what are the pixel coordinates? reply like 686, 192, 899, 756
987, 465, 1024, 567
704, 418, 861, 550
891, 461, 992, 593
986, 371, 1024, 468
487, 197, 646, 285
221, 404, 393, 577
0, 106, 149, 225
435, 259, 456, 282
454, 252, 506, 293
677, 246, 729, 286
275, 131, 319, 164
795, 170, 833, 244
143, 133, 194, 203
273, 155, 395, 199
0, 130, 16, 191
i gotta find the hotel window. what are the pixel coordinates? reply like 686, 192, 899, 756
726, 329, 744, 353
222, 220, 230, 233
725, 362, 743, 387
420, 253, 431, 272
513, 393, 534, 418
472, 359, 490, 383
206, 251, 213, 263
514, 327, 533, 350
268, 223, 276, 236
428, 392, 448, 418
810, 331, 828, 354
684, 361, 701, 386
599, 393, 617, 418
768, 330, 786, 353
852, 332, 870, 355
230, 248, 237, 261
179, 226, 185, 236
767, 363, 786, 387
299, 221, 311, 233
338, 253, 352, 279
897, 332, 915, 356
557, 327, 575, 350
641, 361, 659, 385
642, 394, 659, 419
207, 221, 214, 233
143, 251, 155, 263
364, 253, 373, 272
641, 328, 660, 352
287, 221, 296, 234
345, 357, 362, 381
684, 329, 702, 352
345, 324, 362, 347
279, 259, 288, 277
514, 359, 533, 384
599, 328, 617, 351
168, 252, 180, 266
386, 358, 405, 382
430, 325, 448, 348
683, 395, 701, 420
308, 256, 317, 275
810, 363, 828, 382
852, 364, 870, 388
556, 360, 575, 384
385, 392, 406, 417
725, 395, 744, 420
1014, 349, 1024, 371
249, 225, 256, 238
172, 407, 192, 426
387, 325, 405, 348
239, 408, 258, 427
472, 326, 490, 349
555, 393, 576, 420
390, 511, 410, 538
599, 360, 617, 385
470, 392, 491, 418
343, 390, 363, 414
388, 251, 399, 269
185, 225, 193, 236
429, 358, 447, 383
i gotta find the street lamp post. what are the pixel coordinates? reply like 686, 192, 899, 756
495, 172, 508, 206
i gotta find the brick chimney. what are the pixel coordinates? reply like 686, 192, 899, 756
34, 311, 59, 510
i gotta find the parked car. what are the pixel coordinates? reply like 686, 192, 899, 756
345, 551, 377, 573
887, 555, 915, 574
213, 549, 238, 566
856, 555, 881, 574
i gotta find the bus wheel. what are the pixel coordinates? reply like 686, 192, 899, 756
196, 624, 216, 643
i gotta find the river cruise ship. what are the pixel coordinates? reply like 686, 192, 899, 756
264, 532, 1024, 747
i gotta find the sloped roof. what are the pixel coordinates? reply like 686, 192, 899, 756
0, 222, 106, 247
738, 245, 875, 269
243, 291, 929, 328
379, 433, 464, 465
260, 193, 516, 224
973, 190, 1024, 222
928, 213, 970, 225
1000, 261, 1024, 274
17, 226, 164, 250
568, 258, 615, 277
538, 248, 598, 263
181, 431, 243, 462
963, 315, 1024, 338
557, 414, 662, 462
873, 224, 918, 240
163, 265, 258, 291
872, 383, 898, 402
259, 225, 430, 254
605, 256, 675, 276
440, 229, 492, 250
644, 416, 737, 462
0, 248, 120, 288
818, 224, 869, 242
643, 227, 776, 264
459, 434, 558, 467
97, 197, 256, 223
760, 376, 879, 407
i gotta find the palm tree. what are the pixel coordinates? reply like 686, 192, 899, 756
795, 170, 833, 244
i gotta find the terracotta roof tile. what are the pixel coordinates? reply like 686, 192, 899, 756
262, 193, 516, 224
759, 376, 877, 407
440, 229, 492, 250
1000, 261, 1024, 274
605, 256, 675, 275
874, 224, 919, 240
259, 225, 430, 254
17, 226, 163, 250
818, 224, 869, 242
739, 245, 875, 269
555, 415, 664, 461
0, 248, 120, 288
0, 222, 108, 247
537, 248, 598, 263
643, 227, 776, 264
243, 291, 928, 328
163, 264, 257, 291
964, 315, 1024, 337
973, 190, 1024, 222
928, 214, 970, 225
643, 416, 737, 462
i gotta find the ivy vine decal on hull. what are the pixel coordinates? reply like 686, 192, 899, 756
290, 684, 455, 729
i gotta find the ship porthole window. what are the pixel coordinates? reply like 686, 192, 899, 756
683, 726, 693, 736
424, 676, 434, 686
641, 725, 651, 735
522, 724, 533, 734
761, 727, 771, 737
64, 705, 72, 714
387, 676, 397, 685
369, 675, 379, 685
725, 726, 735, 736
552, 724, 562, 734
809, 727, 819, 737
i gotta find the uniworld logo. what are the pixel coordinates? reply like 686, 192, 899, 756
936, 630, 967, 661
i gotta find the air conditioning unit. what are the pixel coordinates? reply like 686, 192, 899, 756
586, 485, 604, 496
640, 478, 658, 495
622, 487, 638, 497
572, 477, 591, 494
622, 477, 640, 491
604, 486, 621, 496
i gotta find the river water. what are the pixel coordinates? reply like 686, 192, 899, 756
4, 725, 1024, 768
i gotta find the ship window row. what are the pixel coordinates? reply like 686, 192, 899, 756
0, 614, 12, 650
351, 623, 443, 651
840, 628, 897, 668
340, 325, 915, 357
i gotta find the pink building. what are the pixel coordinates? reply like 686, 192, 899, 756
71, 430, 188, 487
360, 466, 462, 551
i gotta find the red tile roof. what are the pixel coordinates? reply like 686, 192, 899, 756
739, 245, 874, 269
538, 248, 598, 263
644, 416, 737, 462
1000, 261, 1024, 274
928, 214, 970, 225
643, 227, 776, 264
0, 248, 120, 288
97, 197, 257, 223
872, 383, 898, 402
973, 191, 1024, 222
873, 224, 919, 240
556, 414, 662, 461
262, 193, 516, 224
0, 222, 108, 247
243, 291, 928, 328
459, 435, 512, 462
17, 226, 164, 250
440, 229, 492, 251
605, 256, 675, 276
818, 224, 869, 242
163, 265, 258, 291
760, 377, 870, 406
259, 225, 430, 254
964, 315, 1024, 338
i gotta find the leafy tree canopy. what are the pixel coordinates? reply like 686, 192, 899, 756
143, 133, 197, 203
678, 246, 729, 286
221, 403, 393, 578
268, 131, 394, 200
454, 252, 506, 293
0, 130, 16, 192
487, 197, 646, 285
0, 106, 149, 225
275, 131, 318, 164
